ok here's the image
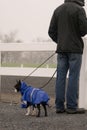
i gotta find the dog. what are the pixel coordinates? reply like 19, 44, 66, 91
14, 80, 50, 117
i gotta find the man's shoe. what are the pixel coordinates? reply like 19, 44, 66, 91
56, 109, 65, 113
66, 108, 85, 114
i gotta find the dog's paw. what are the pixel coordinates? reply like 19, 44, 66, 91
31, 109, 37, 116
25, 113, 30, 116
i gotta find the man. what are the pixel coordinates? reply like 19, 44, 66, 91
48, 0, 87, 114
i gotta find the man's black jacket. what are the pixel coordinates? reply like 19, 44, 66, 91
48, 0, 87, 53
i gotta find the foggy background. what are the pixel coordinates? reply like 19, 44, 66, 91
0, 0, 87, 67
0, 0, 64, 42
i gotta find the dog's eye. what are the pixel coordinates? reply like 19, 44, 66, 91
14, 89, 17, 93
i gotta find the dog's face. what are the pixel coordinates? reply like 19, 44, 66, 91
14, 80, 21, 92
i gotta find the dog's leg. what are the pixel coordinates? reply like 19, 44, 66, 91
31, 108, 37, 116
25, 107, 31, 116
42, 103, 47, 117
37, 104, 40, 117
31, 105, 37, 116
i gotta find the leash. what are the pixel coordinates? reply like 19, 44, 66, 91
22, 52, 56, 81
40, 69, 57, 89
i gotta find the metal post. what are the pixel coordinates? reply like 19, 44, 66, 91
79, 38, 87, 108
0, 51, 1, 101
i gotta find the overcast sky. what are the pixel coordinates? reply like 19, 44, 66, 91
0, 0, 87, 42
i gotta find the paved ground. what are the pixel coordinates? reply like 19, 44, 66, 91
0, 102, 87, 130
1, 76, 87, 130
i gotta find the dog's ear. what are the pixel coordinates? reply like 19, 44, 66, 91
16, 79, 21, 83
16, 80, 21, 85
19, 80, 21, 84
16, 80, 19, 83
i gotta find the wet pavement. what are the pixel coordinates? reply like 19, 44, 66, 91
0, 76, 87, 130
0, 102, 87, 130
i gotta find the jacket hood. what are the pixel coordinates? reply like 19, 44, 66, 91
20, 81, 29, 95
65, 0, 85, 6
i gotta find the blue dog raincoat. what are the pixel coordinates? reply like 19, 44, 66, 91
20, 82, 50, 108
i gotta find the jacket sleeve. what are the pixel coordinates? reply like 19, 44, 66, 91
48, 11, 58, 43
78, 8, 87, 36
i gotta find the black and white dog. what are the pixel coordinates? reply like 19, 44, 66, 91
14, 80, 50, 117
